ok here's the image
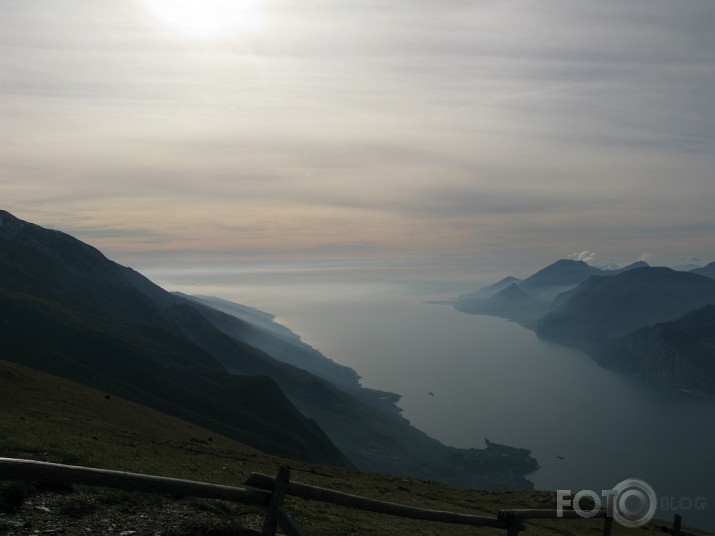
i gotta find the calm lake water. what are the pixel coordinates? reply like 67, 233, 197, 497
144, 261, 715, 530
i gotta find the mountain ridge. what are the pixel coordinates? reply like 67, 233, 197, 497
455, 259, 715, 395
536, 267, 715, 352
691, 261, 715, 279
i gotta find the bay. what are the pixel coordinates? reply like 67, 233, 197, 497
277, 294, 715, 531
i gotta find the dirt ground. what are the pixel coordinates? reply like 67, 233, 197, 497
0, 484, 262, 535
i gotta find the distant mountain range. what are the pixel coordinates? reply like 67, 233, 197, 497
692, 261, 715, 279
455, 259, 649, 328
0, 210, 538, 489
455, 259, 715, 395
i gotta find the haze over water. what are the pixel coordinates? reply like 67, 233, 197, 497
146, 259, 715, 531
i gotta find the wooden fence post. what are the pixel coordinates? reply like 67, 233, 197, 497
499, 511, 524, 536
261, 466, 291, 536
601, 514, 613, 536
275, 508, 305, 536
602, 490, 614, 536
672, 514, 682, 536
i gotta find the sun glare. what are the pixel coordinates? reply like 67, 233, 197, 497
140, 0, 265, 40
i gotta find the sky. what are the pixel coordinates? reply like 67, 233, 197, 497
2, 0, 715, 276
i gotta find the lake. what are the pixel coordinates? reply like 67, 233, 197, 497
143, 260, 715, 530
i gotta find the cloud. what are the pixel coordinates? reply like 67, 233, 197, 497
567, 250, 596, 262
2, 0, 715, 267
568, 251, 597, 263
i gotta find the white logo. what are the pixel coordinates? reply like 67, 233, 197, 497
557, 478, 657, 528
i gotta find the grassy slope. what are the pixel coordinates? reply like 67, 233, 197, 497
0, 358, 708, 536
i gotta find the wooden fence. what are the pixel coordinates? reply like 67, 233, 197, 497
0, 457, 698, 536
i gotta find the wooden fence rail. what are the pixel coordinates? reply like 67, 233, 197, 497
0, 457, 268, 505
0, 457, 695, 536
0, 457, 280, 535
244, 472, 506, 528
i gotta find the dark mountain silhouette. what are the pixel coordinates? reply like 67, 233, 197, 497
594, 305, 715, 395
536, 267, 715, 352
0, 210, 538, 488
691, 261, 715, 279
0, 210, 348, 465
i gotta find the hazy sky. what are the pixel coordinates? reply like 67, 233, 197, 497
2, 0, 714, 273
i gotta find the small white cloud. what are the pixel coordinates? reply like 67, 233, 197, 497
636, 253, 651, 262
568, 250, 596, 262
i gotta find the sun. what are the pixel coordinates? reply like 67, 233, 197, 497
140, 0, 265, 40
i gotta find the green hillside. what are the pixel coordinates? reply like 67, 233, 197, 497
1, 359, 708, 536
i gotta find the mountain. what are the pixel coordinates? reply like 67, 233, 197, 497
536, 267, 715, 353
593, 305, 715, 395
611, 260, 650, 272
457, 276, 522, 302
176, 293, 404, 415
519, 259, 602, 293
691, 261, 715, 279
176, 294, 365, 394
0, 210, 538, 489
517, 259, 648, 294
455, 282, 547, 329
0, 356, 277, 468
454, 259, 650, 329
0, 210, 348, 466
455, 259, 715, 395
